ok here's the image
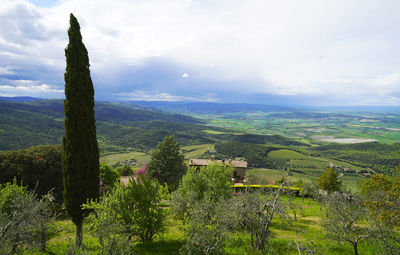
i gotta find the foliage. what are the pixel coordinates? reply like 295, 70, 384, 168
322, 192, 381, 255
317, 168, 340, 193
233, 187, 289, 251
147, 135, 187, 190
83, 173, 168, 252
310, 142, 400, 174
99, 164, 120, 191
171, 163, 233, 223
115, 165, 132, 176
359, 171, 400, 226
62, 13, 100, 246
214, 142, 283, 167
0, 145, 63, 202
0, 180, 55, 253
180, 200, 235, 255
171, 163, 234, 254
83, 191, 128, 254
126, 174, 169, 243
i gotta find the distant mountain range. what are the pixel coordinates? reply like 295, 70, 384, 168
0, 96, 43, 102
129, 101, 294, 114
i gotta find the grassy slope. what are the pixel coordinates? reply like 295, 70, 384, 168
41, 196, 378, 255
100, 151, 150, 167
181, 144, 214, 159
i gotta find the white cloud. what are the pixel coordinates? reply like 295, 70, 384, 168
115, 90, 217, 102
0, 80, 63, 97
1, 0, 400, 105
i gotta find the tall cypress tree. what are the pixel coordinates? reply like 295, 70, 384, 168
62, 13, 99, 246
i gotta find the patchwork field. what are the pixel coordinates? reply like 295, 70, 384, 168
196, 109, 400, 145
248, 149, 371, 190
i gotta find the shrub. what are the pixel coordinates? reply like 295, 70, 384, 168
0, 180, 54, 253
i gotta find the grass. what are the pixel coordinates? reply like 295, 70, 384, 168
25, 196, 384, 255
100, 151, 150, 166
247, 166, 365, 191
269, 149, 306, 160
202, 129, 227, 135
181, 143, 214, 159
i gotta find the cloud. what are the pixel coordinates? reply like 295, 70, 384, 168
1, 0, 400, 105
0, 79, 63, 97
114, 90, 217, 102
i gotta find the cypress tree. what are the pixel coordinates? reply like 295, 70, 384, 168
62, 13, 99, 246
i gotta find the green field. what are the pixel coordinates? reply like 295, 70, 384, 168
197, 110, 400, 145
246, 149, 370, 190
181, 143, 214, 159
100, 151, 150, 167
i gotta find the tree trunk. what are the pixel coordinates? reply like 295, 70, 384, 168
76, 221, 83, 246
353, 242, 358, 255
12, 232, 19, 253
40, 223, 47, 252
293, 208, 297, 221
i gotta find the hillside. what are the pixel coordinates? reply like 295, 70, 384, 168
0, 99, 306, 153
0, 99, 206, 152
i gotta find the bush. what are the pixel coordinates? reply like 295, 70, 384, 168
85, 174, 168, 246
99, 164, 120, 191
172, 163, 234, 254
115, 165, 132, 176
317, 168, 341, 193
0, 180, 54, 253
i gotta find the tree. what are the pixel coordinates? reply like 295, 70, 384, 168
85, 174, 168, 246
234, 185, 288, 251
172, 164, 234, 254
171, 163, 233, 224
0, 145, 63, 202
359, 172, 400, 226
317, 168, 340, 193
99, 164, 120, 192
147, 135, 187, 190
0, 180, 54, 254
62, 13, 100, 246
322, 192, 378, 255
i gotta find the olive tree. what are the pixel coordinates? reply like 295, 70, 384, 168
234, 184, 289, 251
323, 192, 376, 255
0, 181, 54, 254
172, 163, 234, 254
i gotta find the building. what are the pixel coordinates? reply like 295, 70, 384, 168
189, 158, 248, 182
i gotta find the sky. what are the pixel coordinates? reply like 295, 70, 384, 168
1, 0, 400, 106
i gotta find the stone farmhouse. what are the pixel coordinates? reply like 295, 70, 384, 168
189, 158, 248, 183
